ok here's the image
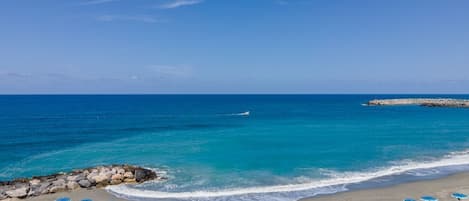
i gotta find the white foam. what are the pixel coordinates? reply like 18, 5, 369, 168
107, 150, 469, 199
228, 111, 250, 116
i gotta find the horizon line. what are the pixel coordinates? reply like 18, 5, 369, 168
1, 93, 469, 96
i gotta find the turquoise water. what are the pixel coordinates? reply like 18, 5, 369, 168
2, 95, 469, 201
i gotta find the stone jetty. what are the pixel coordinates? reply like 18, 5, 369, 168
0, 165, 161, 200
367, 98, 469, 108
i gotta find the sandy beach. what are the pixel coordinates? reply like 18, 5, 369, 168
18, 172, 469, 201
302, 172, 469, 201
24, 189, 126, 201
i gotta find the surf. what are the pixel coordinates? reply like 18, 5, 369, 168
107, 150, 469, 200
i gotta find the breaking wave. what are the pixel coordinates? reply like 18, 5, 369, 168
107, 150, 469, 201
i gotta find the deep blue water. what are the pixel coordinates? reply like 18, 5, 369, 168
2, 95, 469, 201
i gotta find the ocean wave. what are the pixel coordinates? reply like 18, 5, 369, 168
107, 150, 469, 200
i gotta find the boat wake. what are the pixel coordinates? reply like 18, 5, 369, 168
107, 150, 469, 201
226, 111, 250, 116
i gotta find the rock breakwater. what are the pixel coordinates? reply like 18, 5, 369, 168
367, 98, 469, 108
0, 165, 161, 200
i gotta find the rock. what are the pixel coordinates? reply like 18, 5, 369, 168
111, 174, 123, 181
66, 175, 77, 181
134, 168, 156, 182
78, 180, 91, 188
98, 167, 110, 174
49, 186, 66, 193
28, 182, 50, 196
13, 183, 27, 189
49, 179, 67, 193
0, 165, 158, 199
54, 175, 67, 181
29, 179, 41, 186
116, 168, 125, 175
5, 187, 28, 198
76, 174, 86, 182
66, 181, 80, 190
92, 175, 109, 185
0, 186, 9, 197
102, 171, 113, 179
0, 192, 7, 200
123, 171, 134, 179
134, 169, 144, 182
67, 174, 85, 182
110, 179, 122, 185
39, 182, 51, 195
86, 172, 98, 183
52, 179, 66, 186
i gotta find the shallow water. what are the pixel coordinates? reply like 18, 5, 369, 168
2, 95, 469, 200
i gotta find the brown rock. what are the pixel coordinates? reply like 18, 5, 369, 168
93, 175, 109, 185
123, 171, 134, 179
111, 174, 123, 181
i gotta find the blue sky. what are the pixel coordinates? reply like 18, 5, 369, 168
0, 0, 468, 94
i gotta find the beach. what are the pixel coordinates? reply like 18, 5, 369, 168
17, 171, 469, 201
24, 189, 125, 201
303, 172, 469, 201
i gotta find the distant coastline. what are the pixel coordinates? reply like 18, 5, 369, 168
367, 98, 469, 108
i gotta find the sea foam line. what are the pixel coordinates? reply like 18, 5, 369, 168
107, 150, 469, 199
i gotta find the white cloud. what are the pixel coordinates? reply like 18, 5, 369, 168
159, 0, 203, 9
97, 15, 160, 23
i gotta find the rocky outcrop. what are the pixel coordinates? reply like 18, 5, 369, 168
367, 98, 469, 108
0, 165, 161, 200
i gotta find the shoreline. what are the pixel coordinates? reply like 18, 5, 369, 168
16, 171, 469, 201
301, 171, 469, 201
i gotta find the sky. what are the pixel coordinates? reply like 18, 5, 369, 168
0, 0, 468, 94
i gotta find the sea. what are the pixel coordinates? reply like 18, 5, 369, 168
2, 95, 469, 201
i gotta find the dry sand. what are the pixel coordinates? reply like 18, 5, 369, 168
302, 172, 469, 201
25, 189, 126, 201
